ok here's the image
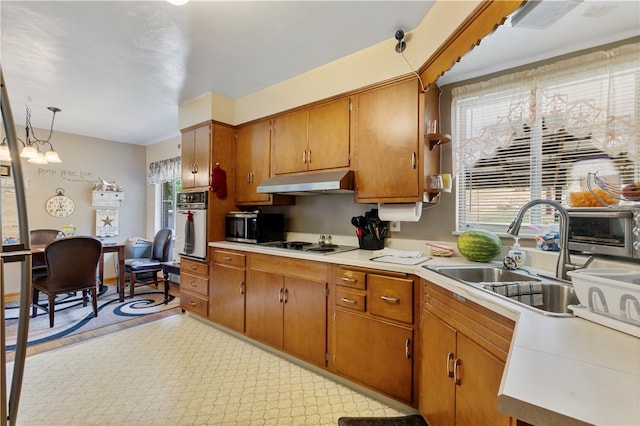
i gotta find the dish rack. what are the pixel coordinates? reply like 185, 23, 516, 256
587, 172, 640, 206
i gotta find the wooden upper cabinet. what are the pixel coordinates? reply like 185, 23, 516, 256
273, 110, 309, 175
273, 97, 351, 175
354, 79, 422, 203
181, 123, 211, 189
235, 120, 272, 204
307, 98, 351, 171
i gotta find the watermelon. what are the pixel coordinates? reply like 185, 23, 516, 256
457, 230, 502, 262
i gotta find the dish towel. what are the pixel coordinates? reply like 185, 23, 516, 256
184, 211, 195, 254
482, 282, 543, 307
210, 164, 228, 198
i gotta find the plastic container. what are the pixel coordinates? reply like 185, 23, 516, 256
567, 158, 619, 207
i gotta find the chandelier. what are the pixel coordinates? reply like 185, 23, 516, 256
0, 106, 63, 164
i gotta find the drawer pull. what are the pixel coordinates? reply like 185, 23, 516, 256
405, 339, 411, 359
341, 277, 357, 283
446, 352, 454, 377
453, 358, 461, 385
340, 297, 357, 304
381, 295, 400, 303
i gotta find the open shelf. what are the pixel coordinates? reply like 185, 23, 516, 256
425, 133, 451, 151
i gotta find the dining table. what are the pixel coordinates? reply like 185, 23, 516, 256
31, 242, 127, 302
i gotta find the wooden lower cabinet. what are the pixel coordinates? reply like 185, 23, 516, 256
334, 310, 413, 403
331, 265, 417, 405
180, 257, 209, 317
245, 254, 329, 367
210, 249, 246, 333
420, 279, 515, 426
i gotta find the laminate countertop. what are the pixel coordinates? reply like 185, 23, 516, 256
210, 238, 640, 426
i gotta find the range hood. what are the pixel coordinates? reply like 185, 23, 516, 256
256, 170, 354, 196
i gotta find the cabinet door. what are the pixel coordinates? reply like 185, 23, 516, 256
283, 276, 327, 367
236, 121, 272, 203
273, 110, 309, 175
193, 124, 211, 188
420, 309, 456, 426
307, 98, 351, 171
210, 263, 245, 333
245, 269, 284, 347
455, 333, 511, 426
354, 79, 421, 202
334, 310, 413, 403
181, 128, 196, 187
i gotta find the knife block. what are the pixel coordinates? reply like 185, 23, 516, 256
358, 233, 385, 250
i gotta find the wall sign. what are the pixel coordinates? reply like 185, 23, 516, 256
95, 209, 119, 237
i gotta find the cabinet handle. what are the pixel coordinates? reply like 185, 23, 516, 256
405, 339, 411, 359
284, 288, 289, 303
411, 152, 416, 169
380, 295, 399, 304
341, 277, 357, 283
240, 281, 244, 295
446, 352, 454, 377
453, 358, 461, 385
340, 297, 357, 304
279, 288, 283, 302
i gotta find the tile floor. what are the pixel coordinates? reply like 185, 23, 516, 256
9, 314, 411, 425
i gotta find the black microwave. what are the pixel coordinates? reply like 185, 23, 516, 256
225, 212, 285, 244
567, 207, 639, 260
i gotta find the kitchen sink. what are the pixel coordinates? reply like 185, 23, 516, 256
424, 265, 579, 317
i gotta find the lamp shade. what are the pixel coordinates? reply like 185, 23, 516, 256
20, 145, 38, 158
28, 152, 48, 164
0, 143, 11, 161
44, 149, 62, 163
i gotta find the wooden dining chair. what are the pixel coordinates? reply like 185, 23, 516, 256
124, 228, 173, 298
30, 229, 64, 278
31, 236, 102, 328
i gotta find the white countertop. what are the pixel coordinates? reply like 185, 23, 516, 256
209, 238, 640, 426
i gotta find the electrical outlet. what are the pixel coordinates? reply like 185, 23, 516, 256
389, 221, 401, 232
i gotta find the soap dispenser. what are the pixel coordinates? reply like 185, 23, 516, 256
508, 237, 526, 267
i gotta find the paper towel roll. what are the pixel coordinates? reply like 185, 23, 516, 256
377, 202, 422, 222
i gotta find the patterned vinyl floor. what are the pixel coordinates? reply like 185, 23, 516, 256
9, 314, 412, 425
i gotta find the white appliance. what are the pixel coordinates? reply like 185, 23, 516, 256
175, 191, 208, 260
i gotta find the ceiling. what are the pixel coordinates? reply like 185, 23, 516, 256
1, 1, 638, 147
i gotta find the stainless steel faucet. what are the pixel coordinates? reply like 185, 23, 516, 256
506, 199, 593, 281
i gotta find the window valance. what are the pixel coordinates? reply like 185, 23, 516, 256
147, 156, 181, 185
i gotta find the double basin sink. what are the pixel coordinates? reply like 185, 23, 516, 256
424, 265, 578, 317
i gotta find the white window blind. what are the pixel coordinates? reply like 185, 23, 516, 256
452, 42, 640, 235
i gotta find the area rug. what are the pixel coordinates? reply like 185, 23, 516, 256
4, 284, 181, 352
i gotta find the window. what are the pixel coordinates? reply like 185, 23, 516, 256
452, 42, 639, 236
161, 180, 181, 231
148, 156, 181, 232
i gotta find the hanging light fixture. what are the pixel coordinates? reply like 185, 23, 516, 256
9, 106, 64, 164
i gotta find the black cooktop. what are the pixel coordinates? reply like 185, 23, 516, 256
259, 241, 358, 255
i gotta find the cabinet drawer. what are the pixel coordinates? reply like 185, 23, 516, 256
180, 290, 208, 317
335, 268, 366, 290
213, 250, 246, 267
335, 288, 366, 312
180, 272, 208, 296
369, 274, 413, 323
181, 257, 209, 276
